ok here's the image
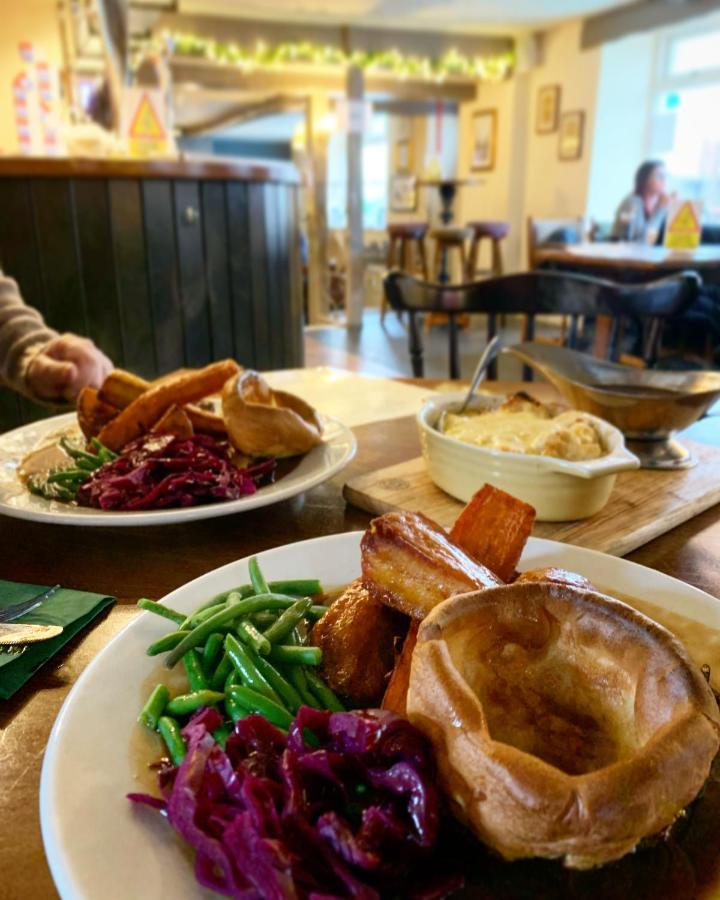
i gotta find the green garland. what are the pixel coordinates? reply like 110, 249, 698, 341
167, 32, 513, 82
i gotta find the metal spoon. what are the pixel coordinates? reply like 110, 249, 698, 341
438, 335, 502, 432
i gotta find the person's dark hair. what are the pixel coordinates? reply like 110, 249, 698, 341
634, 160, 664, 196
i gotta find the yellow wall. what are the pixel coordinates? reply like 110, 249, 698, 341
524, 20, 601, 220
458, 19, 601, 271
0, 0, 63, 154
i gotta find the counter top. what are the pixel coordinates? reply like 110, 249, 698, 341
0, 155, 299, 184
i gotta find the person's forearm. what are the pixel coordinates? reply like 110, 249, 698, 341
0, 274, 57, 397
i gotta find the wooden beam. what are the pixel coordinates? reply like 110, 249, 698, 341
178, 94, 305, 135
170, 58, 479, 102
345, 65, 365, 328
581, 0, 720, 49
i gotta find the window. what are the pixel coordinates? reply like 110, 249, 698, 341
326, 112, 388, 230
649, 20, 720, 222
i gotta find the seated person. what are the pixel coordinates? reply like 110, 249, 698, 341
612, 160, 670, 243
0, 271, 112, 403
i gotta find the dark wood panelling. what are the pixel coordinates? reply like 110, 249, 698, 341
200, 181, 234, 361
248, 183, 271, 370
0, 178, 46, 317
73, 179, 125, 366
31, 179, 88, 336
0, 171, 301, 433
108, 179, 156, 378
142, 179, 185, 372
287, 191, 305, 365
174, 180, 211, 366
226, 182, 256, 367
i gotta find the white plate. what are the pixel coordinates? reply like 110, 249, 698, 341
40, 532, 720, 899
0, 413, 356, 526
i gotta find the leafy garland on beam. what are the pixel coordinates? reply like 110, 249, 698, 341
166, 33, 514, 82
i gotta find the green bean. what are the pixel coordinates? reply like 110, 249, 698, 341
237, 619, 271, 656
285, 664, 322, 709
138, 684, 169, 730
90, 437, 117, 463
246, 646, 304, 713
225, 690, 249, 724
270, 645, 322, 666
60, 438, 102, 468
305, 670, 345, 712
225, 634, 282, 704
210, 651, 233, 691
251, 611, 278, 628
183, 649, 208, 692
147, 630, 190, 656
212, 723, 232, 749
263, 598, 312, 645
46, 468, 86, 484
137, 598, 186, 626
202, 632, 224, 676
224, 669, 240, 691
226, 685, 294, 730
200, 580, 321, 612
248, 557, 269, 595
158, 716, 187, 765
165, 595, 307, 668
166, 690, 225, 717
307, 605, 330, 621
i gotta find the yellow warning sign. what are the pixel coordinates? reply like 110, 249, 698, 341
664, 199, 702, 251
121, 88, 174, 158
129, 93, 165, 140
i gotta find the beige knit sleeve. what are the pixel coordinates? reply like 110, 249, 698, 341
0, 273, 58, 397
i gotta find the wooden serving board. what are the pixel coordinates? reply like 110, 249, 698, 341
343, 440, 720, 557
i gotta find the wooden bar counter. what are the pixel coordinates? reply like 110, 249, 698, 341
0, 156, 304, 430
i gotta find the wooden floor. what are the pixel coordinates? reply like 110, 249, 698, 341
304, 309, 563, 380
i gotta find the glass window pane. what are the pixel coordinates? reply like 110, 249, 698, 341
669, 30, 720, 77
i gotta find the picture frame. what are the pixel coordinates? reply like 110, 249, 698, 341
558, 110, 585, 161
395, 138, 412, 173
536, 85, 560, 134
470, 109, 497, 172
389, 173, 417, 213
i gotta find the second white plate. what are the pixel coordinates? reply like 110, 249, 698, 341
0, 413, 356, 526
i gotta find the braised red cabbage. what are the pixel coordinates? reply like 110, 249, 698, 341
77, 434, 275, 511
128, 707, 462, 899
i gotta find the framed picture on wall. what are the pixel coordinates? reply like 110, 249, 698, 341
395, 138, 412, 173
470, 109, 497, 171
536, 84, 560, 134
558, 110, 585, 160
390, 174, 417, 212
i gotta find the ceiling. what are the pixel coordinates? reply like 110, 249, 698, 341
176, 0, 634, 31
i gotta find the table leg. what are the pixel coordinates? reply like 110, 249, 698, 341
437, 182, 457, 285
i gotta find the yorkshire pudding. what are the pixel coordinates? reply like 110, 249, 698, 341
222, 370, 322, 458
406, 582, 720, 870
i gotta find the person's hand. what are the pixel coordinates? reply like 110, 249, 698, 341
26, 333, 113, 402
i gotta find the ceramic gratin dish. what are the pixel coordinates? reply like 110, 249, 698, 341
417, 393, 639, 521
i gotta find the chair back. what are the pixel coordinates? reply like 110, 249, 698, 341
527, 216, 585, 268
383, 269, 701, 379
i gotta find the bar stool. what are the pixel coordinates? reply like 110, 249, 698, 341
427, 225, 472, 330
466, 221, 509, 280
382, 223, 429, 322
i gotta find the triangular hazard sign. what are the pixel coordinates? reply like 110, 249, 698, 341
129, 93, 165, 141
669, 202, 700, 234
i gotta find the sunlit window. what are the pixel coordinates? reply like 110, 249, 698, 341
650, 23, 720, 223
327, 112, 388, 230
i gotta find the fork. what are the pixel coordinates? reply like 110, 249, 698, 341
0, 584, 60, 624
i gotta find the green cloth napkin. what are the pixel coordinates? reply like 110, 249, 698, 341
0, 580, 115, 700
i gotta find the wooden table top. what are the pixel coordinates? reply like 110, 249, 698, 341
535, 241, 720, 270
3, 380, 720, 898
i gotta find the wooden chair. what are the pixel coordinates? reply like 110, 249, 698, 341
466, 221, 508, 280
381, 222, 429, 322
383, 269, 700, 379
